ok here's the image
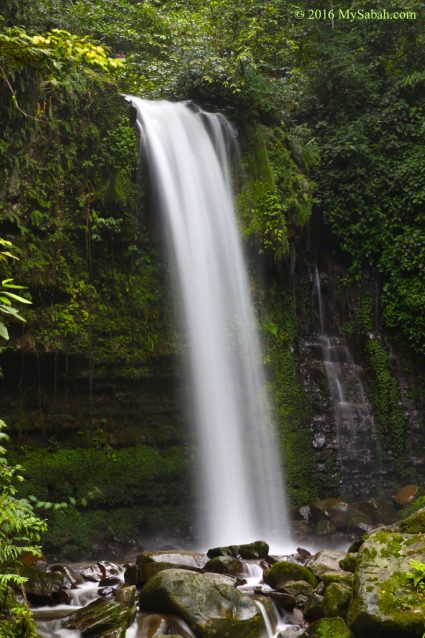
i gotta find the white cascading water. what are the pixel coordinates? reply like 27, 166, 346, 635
128, 97, 290, 549
313, 265, 380, 497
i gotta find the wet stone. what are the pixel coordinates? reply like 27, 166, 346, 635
204, 556, 244, 576
306, 550, 346, 578
207, 540, 269, 560
303, 593, 324, 622
66, 598, 136, 637
322, 582, 352, 619
264, 561, 317, 589
139, 568, 268, 638
99, 577, 122, 588
303, 617, 354, 637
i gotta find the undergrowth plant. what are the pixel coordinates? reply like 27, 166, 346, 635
0, 239, 44, 637
407, 559, 425, 593
0, 419, 47, 638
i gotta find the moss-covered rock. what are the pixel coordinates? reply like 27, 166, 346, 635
66, 598, 136, 637
139, 568, 268, 638
320, 571, 354, 587
348, 528, 425, 636
238, 541, 269, 559
303, 593, 324, 622
206, 540, 269, 560
206, 545, 239, 559
307, 550, 346, 578
114, 585, 137, 607
303, 616, 354, 637
322, 582, 352, 619
126, 551, 207, 586
309, 499, 344, 523
17, 565, 70, 604
339, 553, 357, 573
394, 506, 425, 534
280, 580, 314, 598
264, 561, 317, 589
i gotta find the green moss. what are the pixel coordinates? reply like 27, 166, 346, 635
322, 582, 352, 619
340, 287, 374, 337
10, 444, 191, 557
372, 530, 404, 556
377, 571, 425, 625
238, 125, 316, 262
366, 338, 406, 474
306, 617, 353, 638
259, 281, 334, 507
0, 82, 176, 372
264, 560, 317, 588
403, 497, 425, 519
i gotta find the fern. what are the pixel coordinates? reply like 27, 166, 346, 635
407, 560, 425, 592
0, 418, 46, 637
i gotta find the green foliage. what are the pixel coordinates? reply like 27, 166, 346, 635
13, 444, 191, 557
261, 282, 325, 506
366, 337, 406, 473
0, 419, 47, 638
0, 26, 123, 74
299, 0, 425, 353
403, 496, 425, 519
406, 560, 425, 593
240, 125, 317, 261
0, 239, 31, 342
381, 229, 425, 353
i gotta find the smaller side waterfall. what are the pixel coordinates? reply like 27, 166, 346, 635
313, 266, 381, 497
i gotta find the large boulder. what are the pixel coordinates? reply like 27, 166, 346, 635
139, 568, 268, 638
303, 593, 324, 622
204, 556, 244, 576
264, 561, 317, 589
393, 507, 425, 534
207, 540, 269, 560
17, 565, 71, 605
134, 613, 195, 638
348, 527, 425, 636
125, 551, 207, 586
309, 499, 344, 523
320, 571, 353, 587
310, 498, 398, 532
349, 498, 398, 527
306, 550, 346, 578
322, 582, 352, 618
339, 553, 357, 573
66, 598, 136, 637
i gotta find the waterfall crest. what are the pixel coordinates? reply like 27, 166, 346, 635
128, 97, 290, 548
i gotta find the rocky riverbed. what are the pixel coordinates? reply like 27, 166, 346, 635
20, 506, 425, 638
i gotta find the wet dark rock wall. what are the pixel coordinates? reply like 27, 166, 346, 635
291, 226, 425, 502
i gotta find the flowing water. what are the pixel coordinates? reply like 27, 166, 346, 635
313, 265, 381, 497
127, 97, 290, 549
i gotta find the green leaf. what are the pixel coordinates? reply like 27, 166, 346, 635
0, 322, 9, 341
1, 292, 32, 304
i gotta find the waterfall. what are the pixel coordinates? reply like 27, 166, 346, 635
128, 98, 290, 549
313, 265, 381, 498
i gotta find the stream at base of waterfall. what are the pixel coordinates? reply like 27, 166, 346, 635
34, 556, 304, 638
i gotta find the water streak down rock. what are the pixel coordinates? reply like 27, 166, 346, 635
127, 98, 289, 549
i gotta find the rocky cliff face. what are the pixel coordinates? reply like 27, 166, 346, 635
292, 241, 425, 502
